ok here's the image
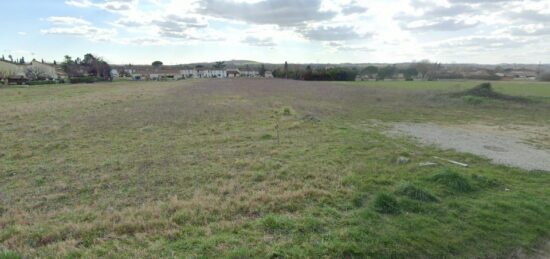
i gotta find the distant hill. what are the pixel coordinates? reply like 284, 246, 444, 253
113, 60, 550, 73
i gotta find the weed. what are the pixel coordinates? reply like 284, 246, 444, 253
282, 106, 294, 116
260, 134, 273, 140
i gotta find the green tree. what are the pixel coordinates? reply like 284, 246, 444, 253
213, 61, 225, 69
304, 65, 313, 80
259, 64, 266, 77
19, 57, 25, 64
403, 66, 418, 80
152, 61, 163, 68
284, 61, 288, 79
362, 66, 379, 78
377, 65, 396, 80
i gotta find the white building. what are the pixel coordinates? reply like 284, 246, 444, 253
111, 69, 120, 78
180, 69, 196, 78
180, 68, 227, 79
241, 70, 259, 77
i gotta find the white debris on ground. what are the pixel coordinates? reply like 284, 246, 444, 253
391, 123, 550, 172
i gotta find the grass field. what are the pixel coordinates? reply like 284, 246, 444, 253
350, 80, 550, 100
1, 79, 550, 258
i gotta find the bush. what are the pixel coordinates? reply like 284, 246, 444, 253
282, 106, 293, 116
431, 170, 474, 192
538, 72, 550, 82
27, 80, 56, 86
396, 182, 438, 202
373, 192, 400, 214
69, 77, 108, 84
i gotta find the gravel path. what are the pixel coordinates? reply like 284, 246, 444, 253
392, 123, 550, 172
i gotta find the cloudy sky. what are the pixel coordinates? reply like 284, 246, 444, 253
2, 0, 550, 64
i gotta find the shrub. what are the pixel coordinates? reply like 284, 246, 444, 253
27, 80, 56, 86
282, 106, 293, 116
396, 182, 438, 202
373, 192, 400, 214
69, 77, 108, 84
431, 170, 474, 192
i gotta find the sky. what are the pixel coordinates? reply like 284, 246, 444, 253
1, 0, 550, 65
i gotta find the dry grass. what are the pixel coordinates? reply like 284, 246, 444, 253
1, 79, 550, 257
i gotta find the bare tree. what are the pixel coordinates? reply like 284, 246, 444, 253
415, 60, 441, 81
26, 66, 46, 80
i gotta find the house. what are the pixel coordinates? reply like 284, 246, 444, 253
111, 69, 120, 78
264, 71, 274, 78
28, 60, 59, 79
132, 74, 143, 80
226, 68, 240, 78
0, 60, 26, 80
509, 70, 537, 80
241, 70, 259, 77
211, 69, 226, 78
0, 59, 62, 84
180, 69, 196, 78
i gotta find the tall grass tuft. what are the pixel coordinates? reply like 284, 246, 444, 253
0, 250, 21, 259
373, 192, 400, 214
396, 182, 438, 202
431, 170, 474, 193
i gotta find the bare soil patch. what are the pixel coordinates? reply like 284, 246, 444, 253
392, 123, 550, 171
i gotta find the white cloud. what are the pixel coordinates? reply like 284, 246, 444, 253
30, 0, 550, 63
242, 36, 276, 47
65, 0, 139, 12
41, 16, 117, 41
46, 16, 91, 26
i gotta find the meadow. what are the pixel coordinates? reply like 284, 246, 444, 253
1, 79, 550, 258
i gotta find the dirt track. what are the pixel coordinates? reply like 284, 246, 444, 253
392, 123, 550, 172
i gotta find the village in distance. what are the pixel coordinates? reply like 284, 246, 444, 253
1, 53, 550, 86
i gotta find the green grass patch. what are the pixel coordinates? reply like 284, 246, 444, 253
430, 170, 474, 193
396, 182, 438, 202
1, 80, 550, 257
0, 250, 21, 259
373, 192, 400, 214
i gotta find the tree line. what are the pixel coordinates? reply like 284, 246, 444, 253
272, 62, 359, 81
62, 54, 112, 83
